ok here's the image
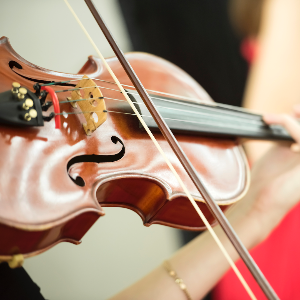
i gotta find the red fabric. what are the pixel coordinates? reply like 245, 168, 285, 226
240, 38, 259, 64
212, 202, 300, 299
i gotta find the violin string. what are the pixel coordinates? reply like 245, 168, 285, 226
64, 1, 257, 298
104, 110, 266, 132
55, 110, 107, 115
59, 96, 103, 103
102, 97, 265, 125
57, 108, 268, 133
109, 111, 266, 131
57, 94, 266, 128
56, 93, 267, 129
128, 91, 261, 120
59, 93, 266, 128
43, 77, 259, 116
55, 86, 119, 93
126, 94, 262, 122
56, 84, 260, 118
55, 85, 262, 122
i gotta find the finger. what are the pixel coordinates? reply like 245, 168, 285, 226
263, 114, 284, 124
263, 114, 300, 144
293, 104, 300, 118
291, 143, 300, 152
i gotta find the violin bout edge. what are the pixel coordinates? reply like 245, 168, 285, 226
0, 209, 103, 260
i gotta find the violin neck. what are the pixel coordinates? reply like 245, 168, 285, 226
130, 91, 293, 142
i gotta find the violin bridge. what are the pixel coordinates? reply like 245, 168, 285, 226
69, 75, 107, 135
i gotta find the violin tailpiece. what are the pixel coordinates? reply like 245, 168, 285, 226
0, 83, 44, 127
69, 75, 106, 135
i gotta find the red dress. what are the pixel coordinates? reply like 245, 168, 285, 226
213, 202, 300, 299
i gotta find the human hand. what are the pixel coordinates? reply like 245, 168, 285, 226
242, 107, 300, 243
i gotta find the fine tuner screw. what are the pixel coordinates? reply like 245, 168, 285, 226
22, 99, 34, 110
24, 109, 37, 121
18, 87, 27, 100
11, 82, 20, 94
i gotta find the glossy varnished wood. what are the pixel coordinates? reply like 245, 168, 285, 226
0, 37, 249, 259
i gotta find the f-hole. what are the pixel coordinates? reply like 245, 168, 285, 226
8, 60, 76, 87
67, 136, 125, 187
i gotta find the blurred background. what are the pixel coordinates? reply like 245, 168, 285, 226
0, 0, 250, 299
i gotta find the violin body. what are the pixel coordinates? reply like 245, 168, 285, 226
0, 36, 249, 259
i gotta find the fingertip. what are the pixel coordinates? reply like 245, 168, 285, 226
263, 114, 277, 124
291, 143, 300, 153
293, 104, 300, 118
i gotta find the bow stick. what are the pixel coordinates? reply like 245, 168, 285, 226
64, 0, 279, 299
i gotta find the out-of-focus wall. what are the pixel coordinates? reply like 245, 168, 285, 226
0, 1, 181, 299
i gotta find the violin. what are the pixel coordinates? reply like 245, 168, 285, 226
0, 2, 291, 298
0, 34, 292, 257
